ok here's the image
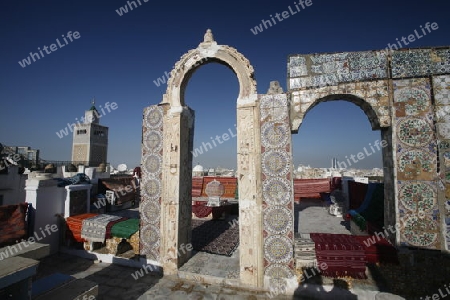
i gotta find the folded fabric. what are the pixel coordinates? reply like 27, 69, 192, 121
66, 213, 98, 242
110, 218, 140, 239
0, 203, 28, 247
81, 214, 122, 243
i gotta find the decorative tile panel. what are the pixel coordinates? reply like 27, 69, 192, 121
288, 51, 388, 90
260, 94, 295, 290
140, 105, 164, 260
433, 75, 450, 250
391, 49, 450, 78
394, 78, 440, 249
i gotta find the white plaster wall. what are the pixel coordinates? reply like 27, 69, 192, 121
25, 178, 66, 255
0, 166, 27, 205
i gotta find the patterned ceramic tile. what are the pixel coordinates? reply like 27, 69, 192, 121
391, 49, 450, 78
393, 79, 431, 117
260, 94, 295, 280
262, 178, 292, 206
397, 118, 433, 147
262, 150, 291, 177
397, 149, 436, 181
434, 106, 450, 122
261, 122, 290, 149
398, 181, 437, 212
391, 49, 432, 78
288, 51, 387, 89
437, 123, 450, 140
264, 235, 293, 264
140, 105, 163, 260
263, 206, 293, 235
434, 49, 450, 74
400, 213, 439, 248
260, 94, 289, 122
433, 75, 450, 106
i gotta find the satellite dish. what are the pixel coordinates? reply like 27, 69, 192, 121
118, 164, 127, 172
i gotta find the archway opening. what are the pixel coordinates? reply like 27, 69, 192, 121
292, 99, 387, 235
180, 61, 241, 278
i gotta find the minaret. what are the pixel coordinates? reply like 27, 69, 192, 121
71, 98, 109, 167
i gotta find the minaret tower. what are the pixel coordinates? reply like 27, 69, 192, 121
71, 98, 109, 166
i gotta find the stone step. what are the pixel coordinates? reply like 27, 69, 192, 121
0, 242, 50, 261
33, 278, 98, 300
0, 256, 39, 299
31, 273, 75, 299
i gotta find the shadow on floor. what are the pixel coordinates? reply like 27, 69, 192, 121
33, 252, 162, 300
293, 277, 357, 300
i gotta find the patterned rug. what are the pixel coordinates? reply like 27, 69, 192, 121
310, 233, 368, 279
191, 218, 239, 257
81, 214, 123, 243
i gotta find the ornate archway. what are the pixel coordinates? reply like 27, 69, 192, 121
140, 30, 264, 287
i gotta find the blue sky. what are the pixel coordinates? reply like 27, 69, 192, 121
0, 0, 449, 170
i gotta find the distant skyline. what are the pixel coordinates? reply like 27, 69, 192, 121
1, 0, 449, 170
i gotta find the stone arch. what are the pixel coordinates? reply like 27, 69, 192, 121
289, 80, 392, 132
292, 93, 383, 132
290, 91, 396, 245
163, 32, 257, 109
149, 30, 263, 287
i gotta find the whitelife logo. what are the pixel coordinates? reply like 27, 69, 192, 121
115, 0, 149, 16
250, 0, 313, 35
0, 224, 58, 260
18, 31, 81, 68
385, 22, 439, 51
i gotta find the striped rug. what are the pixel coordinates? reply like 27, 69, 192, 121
310, 233, 367, 279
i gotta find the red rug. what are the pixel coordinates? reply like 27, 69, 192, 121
310, 233, 368, 279
192, 205, 213, 218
